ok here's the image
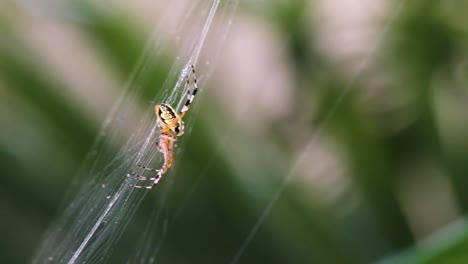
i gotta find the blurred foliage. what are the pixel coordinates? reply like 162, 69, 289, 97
1, 0, 468, 264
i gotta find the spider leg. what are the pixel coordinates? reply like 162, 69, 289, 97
130, 182, 156, 189
143, 177, 162, 189
136, 164, 158, 171
128, 164, 164, 188
129, 164, 160, 180
180, 64, 198, 118
129, 171, 162, 189
130, 174, 160, 181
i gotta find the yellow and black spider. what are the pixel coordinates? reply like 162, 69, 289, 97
131, 64, 198, 189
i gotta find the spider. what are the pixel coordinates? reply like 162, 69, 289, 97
130, 64, 198, 189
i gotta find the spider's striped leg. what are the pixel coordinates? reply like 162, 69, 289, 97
131, 174, 160, 181
143, 174, 163, 189
129, 171, 163, 189
129, 164, 162, 182
130, 164, 161, 180
137, 164, 158, 171
129, 174, 161, 189
180, 64, 198, 118
129, 183, 148, 189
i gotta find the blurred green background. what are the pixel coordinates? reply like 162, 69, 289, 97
1, 0, 468, 263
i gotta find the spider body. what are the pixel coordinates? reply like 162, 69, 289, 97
130, 64, 198, 189
155, 103, 184, 137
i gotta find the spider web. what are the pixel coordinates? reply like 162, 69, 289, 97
31, 0, 239, 263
